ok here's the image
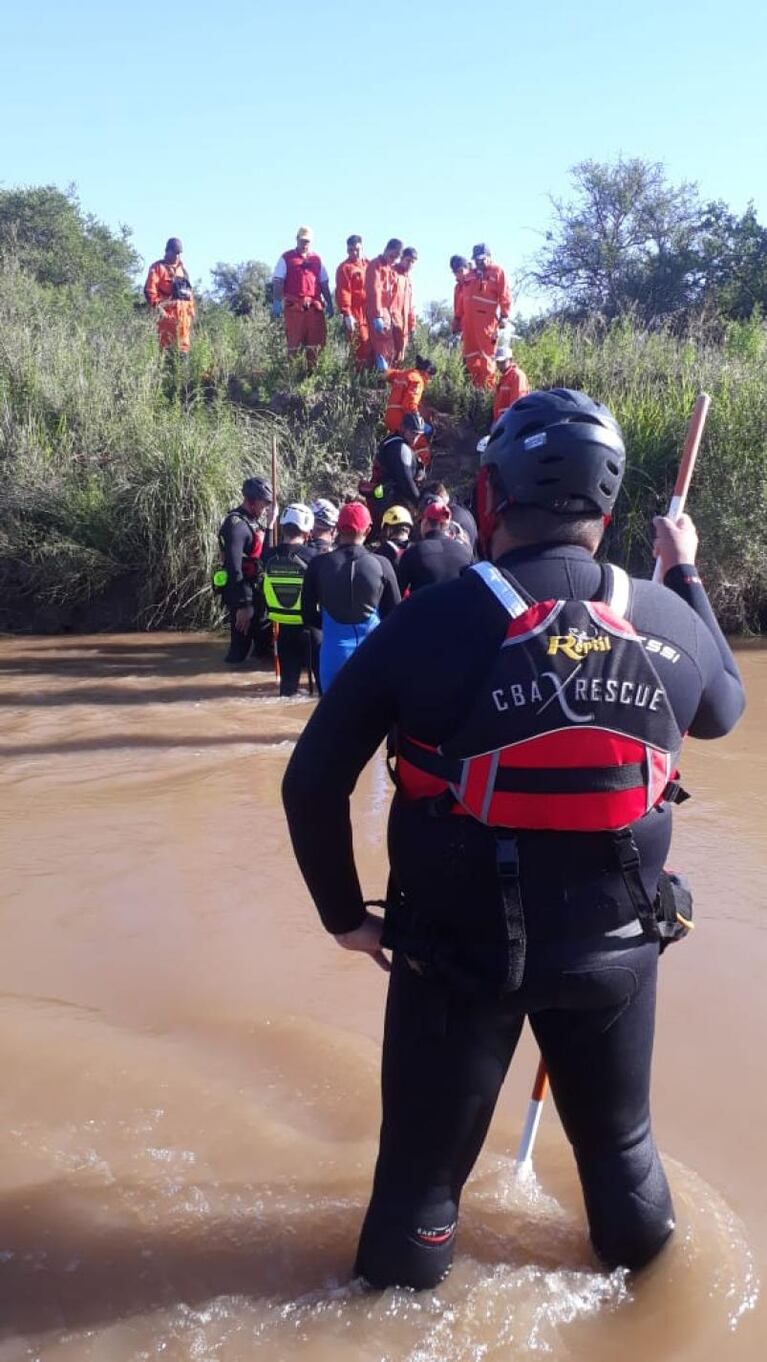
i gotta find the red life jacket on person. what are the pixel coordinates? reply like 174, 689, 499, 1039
282, 251, 323, 303
218, 510, 264, 579
396, 562, 684, 833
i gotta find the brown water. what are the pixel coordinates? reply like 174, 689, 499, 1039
0, 633, 763, 1361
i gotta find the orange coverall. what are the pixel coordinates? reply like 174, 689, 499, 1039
461, 264, 511, 389
383, 367, 429, 433
366, 256, 398, 367
144, 260, 195, 353
492, 362, 531, 422
336, 257, 371, 368
391, 268, 416, 364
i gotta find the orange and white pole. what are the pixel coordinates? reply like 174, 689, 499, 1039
271, 432, 281, 681
652, 392, 710, 582
515, 1056, 549, 1171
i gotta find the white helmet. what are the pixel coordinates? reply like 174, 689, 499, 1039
281, 502, 314, 533
310, 497, 339, 528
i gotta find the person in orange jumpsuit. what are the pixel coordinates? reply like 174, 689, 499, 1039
492, 344, 530, 422
383, 355, 436, 433
459, 243, 511, 390
144, 237, 195, 353
391, 247, 418, 363
335, 235, 371, 370
449, 255, 473, 339
366, 239, 402, 372
272, 227, 334, 371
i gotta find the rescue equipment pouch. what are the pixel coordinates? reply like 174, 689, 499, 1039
655, 870, 694, 952
263, 551, 307, 626
211, 567, 229, 594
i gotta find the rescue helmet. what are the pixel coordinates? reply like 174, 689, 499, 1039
242, 476, 273, 502
382, 505, 414, 528
280, 502, 314, 534
481, 388, 626, 516
401, 412, 426, 437
310, 497, 339, 528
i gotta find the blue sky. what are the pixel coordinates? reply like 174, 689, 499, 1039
2, 0, 764, 316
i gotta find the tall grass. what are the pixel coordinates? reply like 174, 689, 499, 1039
1, 258, 765, 631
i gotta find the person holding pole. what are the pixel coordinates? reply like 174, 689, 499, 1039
283, 388, 745, 1289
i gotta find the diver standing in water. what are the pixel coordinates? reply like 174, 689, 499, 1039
283, 389, 745, 1288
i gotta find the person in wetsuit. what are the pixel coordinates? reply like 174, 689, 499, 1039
375, 413, 427, 517
301, 500, 401, 693
397, 497, 472, 594
262, 503, 318, 697
217, 476, 275, 663
420, 479, 478, 555
283, 388, 745, 1290
374, 505, 414, 567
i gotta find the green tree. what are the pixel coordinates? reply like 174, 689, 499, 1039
0, 184, 140, 295
210, 259, 272, 315
694, 202, 767, 321
534, 158, 702, 322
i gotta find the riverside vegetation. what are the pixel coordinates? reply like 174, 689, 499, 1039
1, 179, 766, 635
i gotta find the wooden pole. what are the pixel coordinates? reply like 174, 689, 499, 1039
652, 392, 710, 582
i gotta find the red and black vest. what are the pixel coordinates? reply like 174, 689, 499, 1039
282, 250, 323, 303
218, 510, 264, 579
396, 561, 684, 833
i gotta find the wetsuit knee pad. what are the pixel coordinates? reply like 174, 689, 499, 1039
579, 1138, 675, 1270
355, 1198, 458, 1291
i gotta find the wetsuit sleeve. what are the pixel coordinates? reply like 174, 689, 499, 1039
282, 616, 401, 933
663, 564, 745, 738
377, 557, 402, 618
300, 557, 321, 629
396, 547, 414, 595
222, 517, 254, 607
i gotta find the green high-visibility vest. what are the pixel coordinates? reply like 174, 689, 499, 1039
263, 552, 307, 626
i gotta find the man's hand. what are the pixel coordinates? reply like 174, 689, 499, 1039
235, 606, 255, 634
653, 512, 699, 578
334, 909, 390, 973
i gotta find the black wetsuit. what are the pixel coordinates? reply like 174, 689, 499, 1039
448, 502, 478, 553
377, 435, 421, 511
302, 544, 400, 691
218, 507, 272, 662
283, 545, 744, 1287
397, 530, 472, 593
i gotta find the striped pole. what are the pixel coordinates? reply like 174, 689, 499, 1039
652, 393, 710, 582
271, 433, 280, 682
515, 1056, 549, 1171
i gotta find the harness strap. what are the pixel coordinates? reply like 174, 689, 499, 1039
494, 763, 645, 795
611, 828, 661, 942
495, 834, 526, 991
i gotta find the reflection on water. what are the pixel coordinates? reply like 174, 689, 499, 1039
0, 634, 763, 1360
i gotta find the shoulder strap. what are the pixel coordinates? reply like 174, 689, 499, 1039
469, 562, 533, 620
599, 563, 632, 618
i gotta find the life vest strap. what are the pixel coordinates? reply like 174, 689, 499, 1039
492, 763, 646, 796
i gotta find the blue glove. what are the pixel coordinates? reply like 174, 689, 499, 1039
325, 301, 334, 320
271, 299, 283, 319
373, 317, 386, 335
374, 354, 388, 372
423, 421, 434, 438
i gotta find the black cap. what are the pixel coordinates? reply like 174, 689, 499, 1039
449, 254, 468, 271
385, 238, 403, 253
402, 246, 418, 260
472, 243, 490, 259
402, 412, 426, 435
242, 476, 273, 502
165, 237, 183, 253
414, 354, 437, 376
346, 234, 362, 247
482, 389, 626, 515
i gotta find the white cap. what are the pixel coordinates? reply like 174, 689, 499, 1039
296, 225, 313, 240
310, 497, 339, 527
494, 344, 513, 362
281, 502, 314, 533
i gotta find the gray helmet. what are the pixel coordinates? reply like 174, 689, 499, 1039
482, 388, 626, 515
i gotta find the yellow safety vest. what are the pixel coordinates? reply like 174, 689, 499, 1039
263, 553, 306, 626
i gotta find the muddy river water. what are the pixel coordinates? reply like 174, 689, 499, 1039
0, 634, 764, 1361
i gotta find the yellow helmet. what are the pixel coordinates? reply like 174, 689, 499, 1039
382, 505, 414, 528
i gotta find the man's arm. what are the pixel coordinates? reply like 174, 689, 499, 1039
222, 518, 254, 606
377, 557, 402, 618
301, 556, 322, 629
394, 445, 421, 506
282, 614, 401, 933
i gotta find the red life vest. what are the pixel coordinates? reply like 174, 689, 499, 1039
218, 510, 264, 579
396, 562, 684, 834
282, 250, 323, 303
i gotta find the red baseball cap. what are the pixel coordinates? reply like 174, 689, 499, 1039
422, 499, 451, 523
338, 501, 372, 535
